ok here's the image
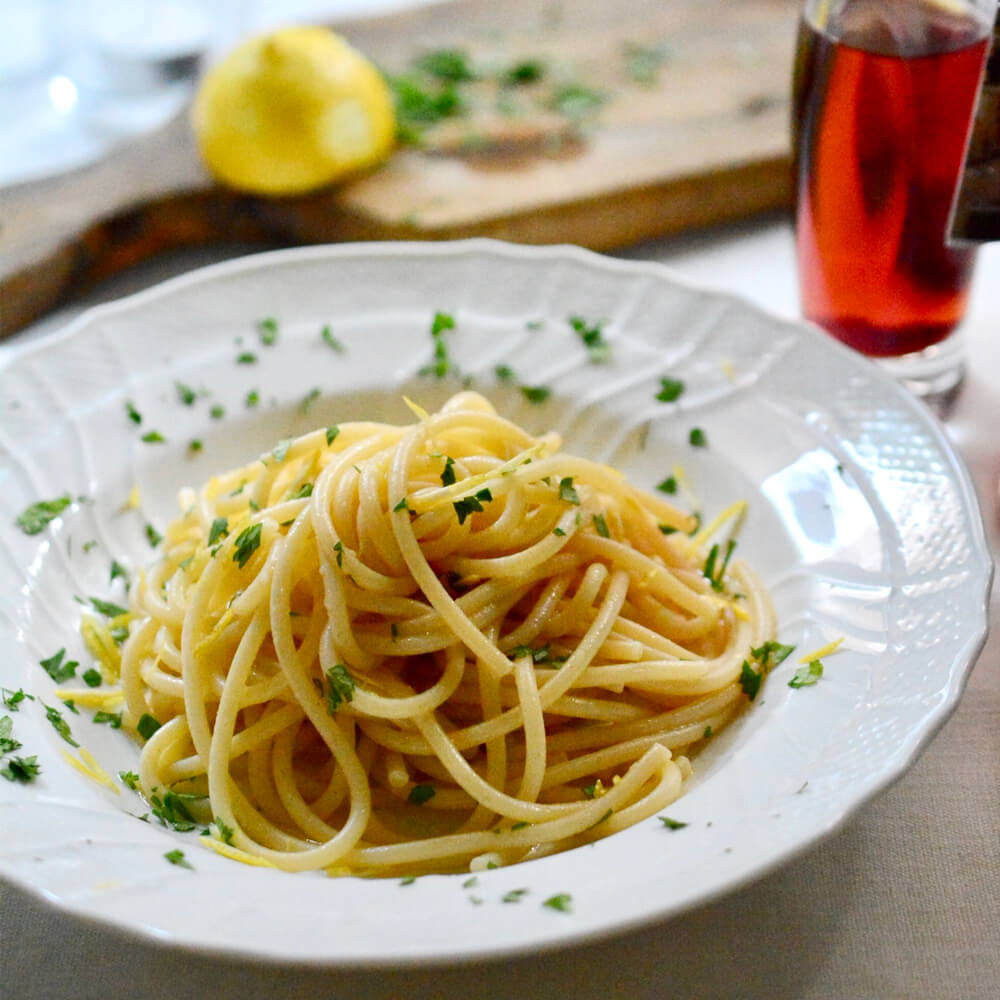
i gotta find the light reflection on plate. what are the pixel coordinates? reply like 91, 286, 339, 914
0, 241, 991, 965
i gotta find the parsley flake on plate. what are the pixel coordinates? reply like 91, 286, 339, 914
789, 660, 824, 688
39, 648, 78, 683
656, 378, 684, 403
164, 849, 194, 870
16, 495, 72, 535
542, 893, 572, 912
1, 755, 41, 783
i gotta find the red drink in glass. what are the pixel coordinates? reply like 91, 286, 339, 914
792, 0, 991, 358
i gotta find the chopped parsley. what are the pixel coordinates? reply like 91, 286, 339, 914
408, 783, 436, 805
389, 74, 462, 144
150, 789, 202, 831
548, 82, 606, 119
39, 648, 78, 683
333, 540, 344, 567
393, 497, 411, 512
1, 755, 41, 783
164, 849, 193, 870
558, 477, 580, 505
140, 430, 166, 444
272, 439, 293, 462
321, 325, 345, 352
325, 664, 356, 714
236, 352, 258, 365
0, 715, 21, 755
656, 476, 677, 494
542, 893, 572, 912
520, 385, 551, 404
399, 875, 418, 886
110, 560, 129, 586
208, 517, 229, 546
453, 488, 492, 524
245, 389, 260, 408
568, 315, 610, 363
175, 381, 196, 406
656, 378, 684, 403
210, 404, 225, 420
326, 425, 340, 446
290, 482, 314, 500
187, 439, 203, 454
440, 456, 457, 486
300, 387, 321, 413
125, 400, 142, 425
119, 770, 140, 790
502, 888, 530, 903
739, 660, 763, 701
137, 713, 162, 741
509, 643, 552, 663
2, 688, 32, 711
658, 816, 688, 830
93, 710, 123, 728
233, 523, 262, 568
145, 524, 163, 547
789, 660, 824, 688
257, 316, 279, 345
214, 816, 235, 845
703, 540, 736, 592
16, 494, 72, 535
751, 641, 795, 672
689, 427, 707, 447
82, 668, 102, 688
494, 363, 516, 382
502, 59, 545, 85
593, 513, 610, 538
90, 596, 128, 618
43, 703, 78, 746
416, 48, 478, 83
419, 311, 458, 378
623, 41, 669, 85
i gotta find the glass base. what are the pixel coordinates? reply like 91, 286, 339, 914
871, 330, 966, 417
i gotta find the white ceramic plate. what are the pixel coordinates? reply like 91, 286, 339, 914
0, 241, 991, 965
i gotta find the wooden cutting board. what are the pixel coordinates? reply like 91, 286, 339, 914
0, 0, 800, 337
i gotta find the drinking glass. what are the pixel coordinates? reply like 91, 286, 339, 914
792, 0, 997, 403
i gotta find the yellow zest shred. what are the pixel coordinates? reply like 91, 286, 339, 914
61, 748, 120, 794
56, 689, 125, 710
799, 637, 844, 663
81, 615, 125, 682
198, 835, 279, 868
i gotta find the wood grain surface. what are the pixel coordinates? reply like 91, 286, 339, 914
0, 0, 800, 336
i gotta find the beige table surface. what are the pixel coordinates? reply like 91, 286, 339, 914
1, 220, 998, 999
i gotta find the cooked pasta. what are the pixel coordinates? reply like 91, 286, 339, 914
115, 392, 776, 875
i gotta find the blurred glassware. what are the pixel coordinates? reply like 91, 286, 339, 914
792, 0, 997, 406
0, 0, 243, 188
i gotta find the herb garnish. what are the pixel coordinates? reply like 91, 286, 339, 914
2, 689, 32, 711
325, 664, 356, 714
321, 325, 345, 352
93, 710, 123, 728
236, 352, 258, 365
453, 488, 492, 524
789, 660, 824, 688
141, 431, 166, 444
326, 426, 340, 446
593, 513, 610, 538
90, 596, 129, 618
125, 401, 142, 425
208, 517, 229, 546
702, 540, 736, 592
145, 524, 163, 547
0, 716, 21, 756
210, 404, 225, 420
408, 784, 436, 805
82, 668, 102, 688
419, 311, 458, 378
43, 703, 78, 746
257, 317, 279, 345
416, 48, 478, 83
150, 789, 202, 831
543, 893, 573, 912
214, 816, 235, 845
558, 477, 580, 505
119, 770, 140, 790
440, 456, 457, 486
502, 888, 530, 903
245, 389, 260, 408
16, 495, 72, 535
164, 849, 194, 869
39, 648, 78, 683
659, 816, 688, 830
568, 315, 610, 363
656, 476, 677, 494
175, 381, 196, 406
520, 385, 550, 404
494, 364, 516, 382
689, 427, 707, 447
233, 523, 262, 568
2, 755, 41, 783
656, 378, 684, 403
137, 713, 162, 740
739, 660, 763, 701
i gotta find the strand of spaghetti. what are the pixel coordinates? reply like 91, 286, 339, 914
513, 655, 546, 802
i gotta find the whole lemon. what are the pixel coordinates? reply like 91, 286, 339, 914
192, 27, 396, 195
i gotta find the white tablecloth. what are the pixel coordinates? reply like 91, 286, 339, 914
2, 219, 998, 999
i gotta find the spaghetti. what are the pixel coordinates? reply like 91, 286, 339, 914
116, 392, 775, 875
